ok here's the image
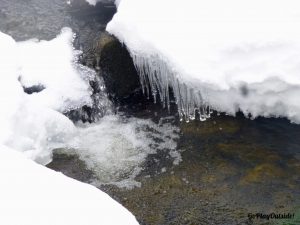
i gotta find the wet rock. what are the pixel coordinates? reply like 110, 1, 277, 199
22, 84, 45, 94
47, 148, 94, 183
64, 75, 113, 123
82, 32, 115, 69
98, 34, 141, 101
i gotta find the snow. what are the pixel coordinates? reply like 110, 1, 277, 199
0, 28, 139, 225
107, 0, 300, 123
85, 0, 118, 6
0, 28, 93, 164
17, 28, 92, 111
0, 145, 139, 225
85, 0, 98, 5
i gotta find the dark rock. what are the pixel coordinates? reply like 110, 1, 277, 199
98, 34, 141, 101
64, 76, 113, 123
47, 148, 94, 183
22, 84, 45, 94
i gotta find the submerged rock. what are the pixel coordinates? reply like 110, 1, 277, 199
47, 148, 95, 183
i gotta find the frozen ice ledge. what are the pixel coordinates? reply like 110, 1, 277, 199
107, 0, 300, 123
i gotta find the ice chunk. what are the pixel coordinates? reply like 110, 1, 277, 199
0, 145, 139, 225
107, 0, 300, 123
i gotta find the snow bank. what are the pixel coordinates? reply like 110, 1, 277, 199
0, 145, 139, 225
107, 0, 300, 123
0, 28, 93, 164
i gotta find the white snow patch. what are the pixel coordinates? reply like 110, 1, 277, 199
107, 0, 300, 123
85, 0, 97, 5
85, 0, 117, 6
0, 28, 92, 164
0, 145, 139, 225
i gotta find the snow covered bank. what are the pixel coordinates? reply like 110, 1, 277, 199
0, 145, 139, 225
0, 28, 93, 164
107, 0, 300, 123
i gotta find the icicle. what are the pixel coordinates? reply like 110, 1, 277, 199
130, 52, 213, 122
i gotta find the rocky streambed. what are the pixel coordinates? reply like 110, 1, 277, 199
49, 111, 300, 225
1, 0, 299, 225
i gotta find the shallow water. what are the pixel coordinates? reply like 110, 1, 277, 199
1, 1, 299, 225
0, 0, 115, 44
49, 106, 300, 225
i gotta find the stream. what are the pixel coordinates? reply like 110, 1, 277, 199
0, 0, 299, 224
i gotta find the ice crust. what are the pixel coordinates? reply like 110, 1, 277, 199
0, 145, 139, 225
107, 0, 300, 122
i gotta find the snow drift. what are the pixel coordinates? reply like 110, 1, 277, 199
0, 28, 92, 164
107, 0, 300, 123
0, 145, 139, 225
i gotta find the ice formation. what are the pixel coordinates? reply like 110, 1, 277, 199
0, 145, 139, 225
107, 0, 300, 123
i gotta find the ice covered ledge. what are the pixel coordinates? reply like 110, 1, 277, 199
107, 0, 300, 123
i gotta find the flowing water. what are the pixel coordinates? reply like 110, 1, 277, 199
1, 0, 299, 224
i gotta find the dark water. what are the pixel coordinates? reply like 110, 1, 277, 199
1, 1, 299, 225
